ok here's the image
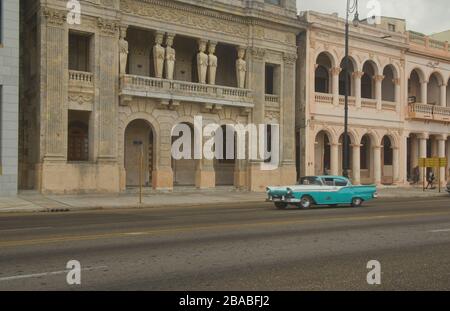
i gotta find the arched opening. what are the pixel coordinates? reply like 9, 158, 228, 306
428, 72, 443, 105
361, 61, 377, 99
314, 130, 331, 175
339, 57, 355, 96
315, 52, 333, 93
124, 119, 155, 188
381, 136, 394, 184
339, 133, 353, 176
171, 122, 196, 186
214, 125, 236, 186
382, 65, 396, 102
360, 134, 373, 184
408, 69, 423, 103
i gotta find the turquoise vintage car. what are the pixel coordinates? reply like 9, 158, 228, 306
266, 176, 377, 209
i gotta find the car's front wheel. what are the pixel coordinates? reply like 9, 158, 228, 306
275, 202, 288, 209
351, 197, 363, 207
299, 196, 314, 209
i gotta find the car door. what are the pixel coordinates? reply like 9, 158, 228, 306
314, 177, 336, 204
333, 178, 354, 203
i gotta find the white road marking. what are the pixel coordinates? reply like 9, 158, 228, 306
0, 226, 52, 233
124, 232, 147, 236
0, 266, 108, 282
429, 228, 450, 233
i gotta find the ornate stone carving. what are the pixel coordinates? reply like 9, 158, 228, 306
97, 18, 119, 36
120, 0, 247, 38
153, 31, 165, 79
250, 47, 265, 61
197, 39, 208, 84
69, 93, 94, 106
165, 33, 176, 80
236, 47, 247, 89
283, 52, 297, 65
119, 26, 129, 75
208, 41, 217, 85
42, 8, 66, 26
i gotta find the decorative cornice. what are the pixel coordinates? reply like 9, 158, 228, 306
250, 47, 266, 60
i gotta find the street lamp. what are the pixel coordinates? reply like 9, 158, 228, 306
343, 0, 359, 178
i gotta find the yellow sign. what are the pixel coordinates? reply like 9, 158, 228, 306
419, 157, 447, 168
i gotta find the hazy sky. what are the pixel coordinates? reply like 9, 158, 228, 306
297, 0, 450, 35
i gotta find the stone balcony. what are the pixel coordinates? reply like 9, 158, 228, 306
408, 103, 450, 123
120, 75, 254, 109
314, 92, 397, 111
68, 70, 94, 111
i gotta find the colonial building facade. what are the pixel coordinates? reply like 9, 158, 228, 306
0, 0, 20, 195
19, 0, 300, 193
297, 12, 450, 187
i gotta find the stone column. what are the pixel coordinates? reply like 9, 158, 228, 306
420, 80, 428, 104
440, 83, 447, 107
164, 33, 176, 80
393, 78, 401, 111
40, 8, 68, 162
392, 147, 399, 184
352, 71, 363, 108
236, 46, 247, 89
330, 143, 339, 176
419, 134, 428, 182
119, 25, 128, 76
352, 144, 361, 185
438, 135, 447, 187
400, 133, 409, 185
330, 67, 341, 106
373, 145, 382, 185
374, 75, 385, 110
197, 39, 208, 84
207, 41, 218, 85
97, 18, 119, 161
280, 53, 298, 185
247, 47, 266, 191
153, 31, 165, 79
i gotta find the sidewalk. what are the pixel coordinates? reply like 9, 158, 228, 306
0, 186, 448, 214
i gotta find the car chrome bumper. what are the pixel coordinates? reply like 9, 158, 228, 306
266, 197, 300, 203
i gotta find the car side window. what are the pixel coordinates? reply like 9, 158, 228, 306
334, 179, 348, 187
323, 178, 334, 186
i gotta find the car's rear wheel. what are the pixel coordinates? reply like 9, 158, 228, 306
275, 202, 288, 209
299, 196, 314, 209
351, 197, 363, 207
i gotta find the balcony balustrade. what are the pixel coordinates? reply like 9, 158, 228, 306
120, 75, 253, 108
408, 103, 450, 123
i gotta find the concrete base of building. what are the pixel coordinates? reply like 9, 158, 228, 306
195, 169, 215, 189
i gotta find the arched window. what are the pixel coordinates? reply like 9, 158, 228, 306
68, 121, 89, 162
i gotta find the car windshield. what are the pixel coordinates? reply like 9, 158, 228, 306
299, 177, 322, 185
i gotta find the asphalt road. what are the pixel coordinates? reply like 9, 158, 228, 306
0, 196, 450, 290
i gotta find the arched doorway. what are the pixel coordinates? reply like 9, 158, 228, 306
315, 52, 333, 93
360, 134, 373, 184
361, 61, 377, 99
314, 130, 331, 175
124, 119, 155, 187
382, 65, 396, 102
381, 136, 394, 184
171, 122, 196, 186
214, 125, 236, 186
408, 69, 424, 103
428, 72, 444, 106
339, 57, 355, 96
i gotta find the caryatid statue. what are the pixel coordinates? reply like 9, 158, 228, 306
153, 31, 165, 79
236, 47, 247, 89
208, 41, 218, 85
165, 33, 176, 80
119, 26, 129, 75
197, 40, 208, 84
